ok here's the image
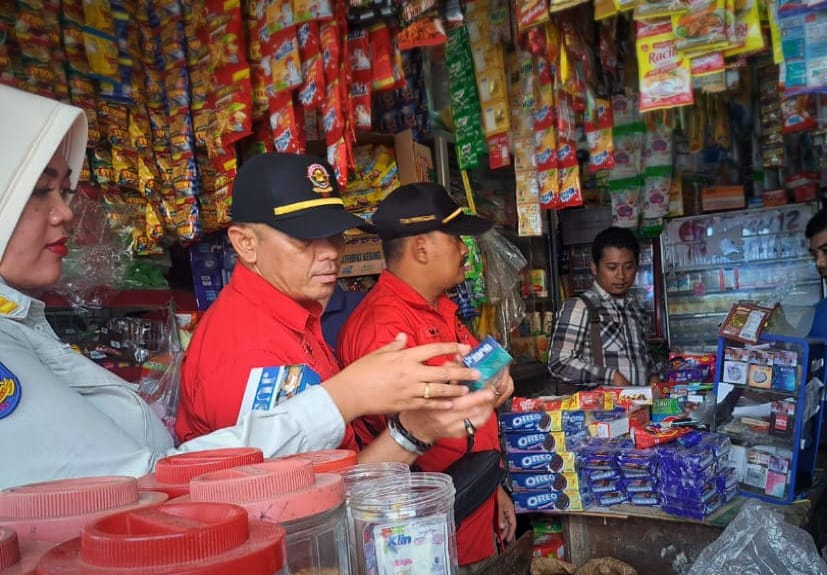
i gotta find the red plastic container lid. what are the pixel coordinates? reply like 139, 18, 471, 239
0, 477, 138, 520
189, 460, 344, 522
35, 502, 287, 575
0, 477, 166, 546
138, 448, 263, 497
274, 449, 358, 474
0, 527, 20, 570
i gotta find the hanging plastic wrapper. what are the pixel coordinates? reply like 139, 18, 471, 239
477, 229, 528, 347
136, 302, 185, 443
52, 186, 133, 309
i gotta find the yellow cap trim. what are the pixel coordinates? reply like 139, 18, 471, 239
400, 215, 437, 224
441, 207, 463, 224
273, 197, 344, 216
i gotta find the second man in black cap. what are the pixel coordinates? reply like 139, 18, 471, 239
339, 182, 516, 569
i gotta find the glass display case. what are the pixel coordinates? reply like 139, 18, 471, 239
660, 203, 823, 351
713, 334, 825, 504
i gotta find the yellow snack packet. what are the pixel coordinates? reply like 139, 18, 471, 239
724, 0, 764, 57
671, 0, 729, 53
637, 30, 694, 112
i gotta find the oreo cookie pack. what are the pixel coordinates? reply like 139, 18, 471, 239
507, 450, 577, 473
499, 410, 587, 433
510, 471, 582, 492
512, 488, 592, 512
504, 430, 589, 453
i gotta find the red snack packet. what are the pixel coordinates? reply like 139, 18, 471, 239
298, 54, 325, 110
267, 27, 302, 93
215, 67, 254, 149
396, 14, 447, 50
269, 91, 301, 153
327, 136, 349, 189
323, 78, 344, 145
369, 23, 395, 91
320, 21, 339, 83
631, 423, 691, 449
297, 21, 320, 60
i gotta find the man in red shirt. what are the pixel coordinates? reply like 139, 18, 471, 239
338, 182, 516, 570
177, 154, 499, 462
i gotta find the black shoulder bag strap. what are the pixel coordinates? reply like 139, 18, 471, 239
578, 294, 604, 369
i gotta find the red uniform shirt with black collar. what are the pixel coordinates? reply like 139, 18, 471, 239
338, 270, 500, 566
175, 263, 357, 451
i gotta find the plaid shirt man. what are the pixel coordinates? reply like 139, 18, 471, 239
548, 282, 654, 386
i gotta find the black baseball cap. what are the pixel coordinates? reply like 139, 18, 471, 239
231, 152, 365, 239
371, 182, 493, 240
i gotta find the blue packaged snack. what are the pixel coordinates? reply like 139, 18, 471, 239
659, 443, 715, 475
585, 468, 621, 482
630, 493, 661, 506
660, 465, 717, 489
662, 492, 723, 519
617, 448, 659, 474
595, 490, 627, 506
462, 336, 513, 391
499, 412, 552, 433
512, 489, 592, 512
622, 478, 657, 494
620, 469, 654, 480
510, 472, 579, 492
660, 479, 717, 503
507, 451, 578, 473
499, 410, 588, 433
589, 478, 621, 494
504, 432, 566, 453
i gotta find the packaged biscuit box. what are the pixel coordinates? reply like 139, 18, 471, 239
510, 471, 583, 492
504, 430, 589, 453
512, 488, 592, 512
507, 451, 578, 474
499, 410, 587, 433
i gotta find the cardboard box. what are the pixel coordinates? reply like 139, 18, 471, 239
394, 129, 433, 184
339, 235, 386, 277
701, 185, 745, 212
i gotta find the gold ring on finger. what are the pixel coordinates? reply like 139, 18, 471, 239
424, 382, 431, 399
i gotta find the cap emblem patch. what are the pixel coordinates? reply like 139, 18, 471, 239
307, 163, 333, 196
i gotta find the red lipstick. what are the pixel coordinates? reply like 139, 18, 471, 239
46, 237, 68, 257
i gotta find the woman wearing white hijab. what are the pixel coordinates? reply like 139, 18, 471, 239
0, 85, 494, 490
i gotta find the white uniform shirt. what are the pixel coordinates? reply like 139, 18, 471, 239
0, 281, 345, 490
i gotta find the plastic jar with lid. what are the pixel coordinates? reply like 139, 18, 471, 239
186, 459, 351, 575
0, 526, 32, 575
273, 449, 358, 474
0, 476, 167, 569
349, 472, 457, 575
137, 447, 264, 498
340, 463, 410, 575
35, 501, 287, 575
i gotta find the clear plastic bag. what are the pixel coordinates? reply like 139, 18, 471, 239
52, 191, 132, 308
478, 229, 528, 302
477, 229, 528, 344
687, 499, 827, 575
136, 304, 184, 443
